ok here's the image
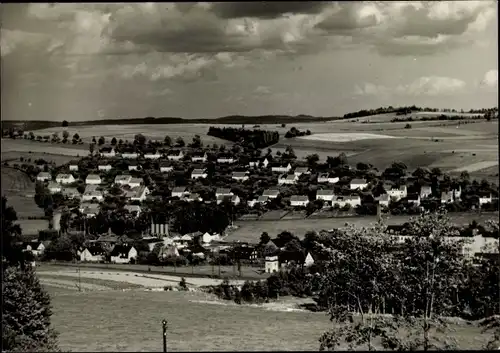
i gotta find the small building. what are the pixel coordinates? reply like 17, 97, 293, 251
100, 147, 116, 158
79, 245, 105, 262
128, 161, 140, 171
316, 189, 335, 202
167, 150, 184, 161
376, 194, 390, 207
144, 150, 161, 159
217, 154, 236, 164
248, 195, 269, 208
123, 204, 141, 217
82, 185, 103, 202
23, 241, 48, 257
350, 178, 368, 190
278, 174, 298, 185
110, 245, 138, 264
121, 150, 138, 159
262, 188, 280, 199
271, 162, 292, 173
232, 171, 249, 182
479, 193, 493, 206
294, 167, 309, 177
61, 187, 81, 199
317, 173, 339, 184
159, 162, 174, 173
47, 181, 62, 194
185, 192, 202, 202
216, 194, 240, 205
191, 168, 208, 179
215, 188, 233, 198
171, 186, 188, 198
420, 185, 432, 199
81, 203, 100, 218
36, 172, 52, 182
191, 151, 208, 162
128, 177, 143, 188
98, 162, 113, 171
441, 191, 454, 204
265, 255, 280, 273
115, 174, 132, 186
333, 195, 361, 208
290, 195, 309, 207
125, 186, 150, 202
68, 161, 79, 171
55, 173, 76, 185
85, 174, 102, 185
407, 194, 421, 206
386, 185, 408, 201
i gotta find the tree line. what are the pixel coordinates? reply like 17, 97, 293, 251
207, 126, 279, 148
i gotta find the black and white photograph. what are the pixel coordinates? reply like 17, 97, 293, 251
1, 1, 499, 351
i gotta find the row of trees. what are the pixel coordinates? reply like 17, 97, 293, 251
207, 126, 279, 148
284, 126, 312, 138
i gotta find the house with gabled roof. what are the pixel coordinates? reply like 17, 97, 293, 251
171, 186, 188, 198
124, 186, 150, 202
80, 244, 106, 262
191, 151, 208, 162
263, 188, 280, 199
333, 195, 361, 208
128, 177, 143, 188
385, 184, 408, 201
248, 157, 270, 168
350, 178, 368, 190
420, 185, 432, 199
232, 171, 249, 181
290, 195, 309, 207
159, 162, 174, 173
215, 188, 232, 198
271, 162, 292, 173
376, 194, 390, 207
68, 161, 79, 171
98, 162, 113, 171
294, 167, 309, 177
278, 174, 298, 185
85, 174, 102, 185
144, 149, 161, 159
82, 185, 103, 202
62, 187, 81, 199
216, 194, 240, 205
99, 146, 116, 158
217, 153, 236, 164
316, 189, 335, 202
48, 181, 62, 194
56, 173, 76, 185
191, 168, 208, 179
115, 174, 132, 186
36, 172, 51, 182
317, 173, 339, 184
110, 245, 137, 264
121, 149, 138, 159
128, 161, 140, 171
167, 149, 184, 161
80, 203, 101, 218
479, 193, 493, 207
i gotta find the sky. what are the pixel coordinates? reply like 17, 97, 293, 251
1, 1, 498, 121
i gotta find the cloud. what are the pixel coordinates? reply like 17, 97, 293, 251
480, 69, 498, 88
355, 76, 467, 97
254, 86, 272, 95
316, 3, 382, 31
211, 2, 328, 19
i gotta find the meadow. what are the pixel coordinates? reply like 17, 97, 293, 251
226, 212, 500, 243
42, 282, 490, 352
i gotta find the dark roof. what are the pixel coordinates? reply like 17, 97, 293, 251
271, 237, 288, 249
279, 251, 305, 263
86, 244, 106, 256
100, 147, 113, 153
110, 244, 134, 257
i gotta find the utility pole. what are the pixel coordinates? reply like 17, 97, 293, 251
162, 319, 168, 353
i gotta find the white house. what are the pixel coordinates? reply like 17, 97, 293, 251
128, 177, 143, 188
98, 163, 113, 171
304, 252, 315, 267
316, 189, 335, 202
452, 186, 462, 200
125, 186, 150, 202
376, 194, 390, 207
290, 195, 309, 207
68, 161, 79, 171
191, 168, 208, 179
407, 194, 421, 206
216, 194, 240, 205
47, 182, 62, 194
36, 172, 52, 182
271, 162, 292, 173
23, 241, 48, 257
128, 162, 140, 171
232, 171, 249, 182
110, 245, 137, 264
144, 150, 162, 159
333, 195, 361, 208
317, 173, 340, 184
99, 147, 116, 158
278, 174, 298, 185
61, 187, 81, 199
121, 151, 139, 159
115, 175, 132, 186
191, 151, 208, 162
79, 246, 105, 262
479, 194, 493, 206
263, 188, 280, 199
350, 178, 368, 190
171, 186, 188, 198
215, 188, 233, 198
441, 191, 454, 204
294, 167, 309, 177
159, 163, 174, 173
265, 255, 280, 273
167, 150, 184, 161
386, 185, 408, 201
85, 174, 102, 185
82, 185, 103, 202
55, 173, 75, 185
123, 204, 141, 217
420, 185, 433, 199
202, 232, 221, 244
217, 154, 236, 164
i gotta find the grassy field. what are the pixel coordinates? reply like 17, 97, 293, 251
34, 124, 235, 146
43, 284, 492, 352
1, 139, 89, 158
1, 167, 45, 220
226, 212, 499, 243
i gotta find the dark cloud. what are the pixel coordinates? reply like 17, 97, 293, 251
211, 1, 329, 19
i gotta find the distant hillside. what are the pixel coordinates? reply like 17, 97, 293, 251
343, 105, 498, 119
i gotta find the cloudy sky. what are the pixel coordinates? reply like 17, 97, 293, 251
1, 2, 498, 121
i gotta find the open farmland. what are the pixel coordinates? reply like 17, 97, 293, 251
225, 212, 499, 243
43, 285, 489, 352
1, 139, 88, 161
34, 124, 235, 146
